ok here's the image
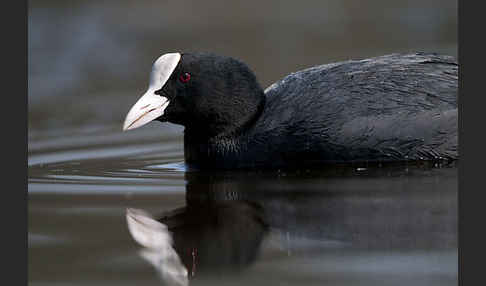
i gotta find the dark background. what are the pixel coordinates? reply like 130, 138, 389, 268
28, 0, 457, 132
25, 2, 464, 285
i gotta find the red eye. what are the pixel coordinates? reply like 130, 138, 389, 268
179, 72, 191, 83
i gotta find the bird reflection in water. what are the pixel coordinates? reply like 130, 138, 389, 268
126, 163, 457, 285
126, 171, 270, 285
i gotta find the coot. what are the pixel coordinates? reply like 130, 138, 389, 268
123, 52, 458, 169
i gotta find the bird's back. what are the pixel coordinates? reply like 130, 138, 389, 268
248, 53, 458, 165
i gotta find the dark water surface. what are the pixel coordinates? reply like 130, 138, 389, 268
28, 124, 457, 286
29, 0, 457, 285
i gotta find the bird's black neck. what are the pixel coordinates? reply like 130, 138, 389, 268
183, 95, 266, 169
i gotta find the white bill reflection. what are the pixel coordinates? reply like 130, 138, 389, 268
126, 208, 189, 286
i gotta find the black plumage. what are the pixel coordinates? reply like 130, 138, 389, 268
149, 52, 458, 169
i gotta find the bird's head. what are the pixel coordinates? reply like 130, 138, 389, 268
123, 52, 265, 138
